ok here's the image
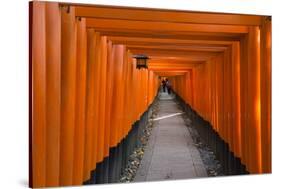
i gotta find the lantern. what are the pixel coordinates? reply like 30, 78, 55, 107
133, 54, 149, 69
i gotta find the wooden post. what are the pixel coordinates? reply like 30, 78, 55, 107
45, 2, 61, 186
31, 2, 47, 187
60, 5, 77, 185
240, 35, 250, 169
83, 28, 96, 180
247, 26, 262, 173
231, 42, 242, 158
260, 17, 272, 173
73, 17, 87, 185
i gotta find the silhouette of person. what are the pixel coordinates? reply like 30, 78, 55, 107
161, 79, 166, 92
165, 78, 172, 94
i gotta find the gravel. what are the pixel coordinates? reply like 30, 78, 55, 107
119, 100, 159, 182
180, 107, 224, 177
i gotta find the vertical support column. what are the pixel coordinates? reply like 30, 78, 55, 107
45, 2, 61, 186
222, 50, 229, 174
31, 2, 46, 187
148, 70, 154, 105
260, 17, 272, 173
104, 40, 113, 159
105, 40, 113, 153
120, 48, 129, 138
60, 5, 77, 185
73, 17, 87, 185
109, 45, 118, 148
247, 26, 262, 174
105, 40, 114, 183
240, 35, 250, 172
227, 47, 235, 174
83, 29, 96, 181
226, 50, 232, 152
221, 52, 227, 143
97, 36, 108, 163
124, 50, 133, 135
143, 69, 149, 110
93, 33, 101, 168
97, 36, 108, 183
190, 70, 194, 107
92, 32, 101, 179
117, 45, 126, 143
131, 58, 138, 123
232, 42, 242, 161
218, 55, 224, 138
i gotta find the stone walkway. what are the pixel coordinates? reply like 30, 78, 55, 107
134, 92, 208, 182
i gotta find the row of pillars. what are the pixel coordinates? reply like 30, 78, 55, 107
176, 95, 248, 175
30, 2, 159, 187
170, 20, 271, 174
84, 110, 151, 184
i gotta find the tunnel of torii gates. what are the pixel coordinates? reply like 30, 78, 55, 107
30, 1, 272, 188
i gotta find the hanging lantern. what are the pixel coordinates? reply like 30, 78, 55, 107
133, 54, 149, 69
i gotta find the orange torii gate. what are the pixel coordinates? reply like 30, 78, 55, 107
30, 1, 271, 187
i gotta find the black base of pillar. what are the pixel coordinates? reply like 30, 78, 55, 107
83, 169, 97, 185
174, 93, 250, 176
103, 156, 109, 183
83, 98, 158, 185
95, 162, 103, 184
108, 147, 117, 183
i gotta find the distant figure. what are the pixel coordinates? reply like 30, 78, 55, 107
161, 79, 166, 92
166, 78, 172, 94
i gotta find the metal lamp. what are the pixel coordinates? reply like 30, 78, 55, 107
133, 55, 149, 69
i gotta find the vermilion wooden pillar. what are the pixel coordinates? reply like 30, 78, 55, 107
92, 32, 101, 165
110, 45, 125, 146
45, 3, 61, 186
124, 50, 134, 134
239, 35, 250, 169
32, 2, 47, 187
104, 40, 114, 157
131, 58, 139, 122
121, 48, 129, 137
97, 36, 108, 163
260, 17, 272, 173
225, 48, 233, 152
218, 55, 224, 138
109, 45, 118, 148
247, 26, 262, 173
189, 70, 194, 107
60, 5, 77, 185
222, 51, 228, 144
231, 42, 242, 158
83, 28, 96, 180
73, 17, 87, 185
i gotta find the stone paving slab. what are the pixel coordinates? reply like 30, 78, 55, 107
134, 92, 207, 182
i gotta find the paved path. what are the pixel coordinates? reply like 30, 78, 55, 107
134, 92, 207, 182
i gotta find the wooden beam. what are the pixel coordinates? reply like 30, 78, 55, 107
146, 56, 209, 61
130, 48, 220, 60
108, 36, 234, 45
149, 59, 204, 64
74, 5, 262, 26
148, 65, 198, 71
148, 60, 203, 70
153, 72, 188, 76
147, 56, 212, 62
149, 64, 202, 67
102, 31, 241, 41
126, 44, 227, 52
86, 18, 249, 34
